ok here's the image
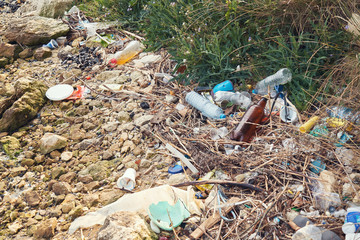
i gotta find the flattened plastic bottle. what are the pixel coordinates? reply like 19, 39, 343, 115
230, 97, 267, 142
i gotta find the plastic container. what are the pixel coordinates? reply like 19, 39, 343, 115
253, 68, 292, 96
214, 91, 252, 109
230, 97, 268, 142
117, 168, 136, 190
327, 106, 360, 125
185, 91, 226, 120
280, 106, 298, 123
112, 40, 144, 65
211, 80, 234, 95
342, 207, 360, 234
300, 116, 320, 133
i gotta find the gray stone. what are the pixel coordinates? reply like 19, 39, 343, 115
2, 16, 69, 46
40, 133, 68, 154
78, 161, 114, 181
52, 182, 69, 195
103, 122, 119, 132
0, 136, 21, 159
97, 211, 155, 240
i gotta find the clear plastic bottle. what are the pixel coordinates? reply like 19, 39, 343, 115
327, 106, 360, 125
185, 91, 226, 120
253, 68, 292, 96
112, 40, 145, 65
214, 91, 252, 109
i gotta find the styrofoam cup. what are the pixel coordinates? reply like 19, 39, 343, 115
117, 168, 136, 190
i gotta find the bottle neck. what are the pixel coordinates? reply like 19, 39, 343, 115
258, 97, 268, 108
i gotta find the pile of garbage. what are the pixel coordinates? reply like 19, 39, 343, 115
0, 2, 359, 240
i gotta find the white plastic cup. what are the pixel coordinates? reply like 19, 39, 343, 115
117, 168, 136, 190
280, 106, 298, 123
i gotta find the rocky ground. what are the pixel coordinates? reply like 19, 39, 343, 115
1, 1, 360, 240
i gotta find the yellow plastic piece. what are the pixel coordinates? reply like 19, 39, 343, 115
326, 117, 353, 131
196, 170, 215, 192
299, 116, 320, 133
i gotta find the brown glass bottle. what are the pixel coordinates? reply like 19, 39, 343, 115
230, 97, 268, 143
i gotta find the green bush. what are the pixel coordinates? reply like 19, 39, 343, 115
78, 0, 355, 111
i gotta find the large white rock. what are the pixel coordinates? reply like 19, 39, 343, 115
97, 211, 155, 240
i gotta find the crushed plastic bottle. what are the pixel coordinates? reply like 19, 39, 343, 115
214, 91, 252, 109
327, 106, 360, 125
111, 40, 145, 65
185, 91, 226, 120
253, 68, 292, 96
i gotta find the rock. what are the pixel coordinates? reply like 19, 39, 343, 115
17, 0, 73, 18
0, 78, 47, 132
51, 167, 66, 179
78, 161, 114, 181
85, 181, 100, 191
116, 111, 131, 122
133, 146, 143, 156
167, 173, 187, 185
8, 220, 22, 234
19, 48, 34, 59
60, 151, 73, 161
97, 211, 155, 240
2, 16, 69, 46
98, 189, 124, 205
24, 191, 41, 207
139, 159, 151, 169
78, 175, 93, 184
39, 133, 68, 154
0, 136, 21, 158
0, 43, 22, 59
34, 47, 52, 61
0, 57, 9, 68
82, 193, 99, 208
103, 122, 119, 132
10, 166, 27, 177
68, 205, 84, 220
102, 150, 113, 160
52, 182, 70, 195
21, 158, 35, 167
134, 115, 154, 126
121, 140, 136, 153
59, 172, 76, 183
33, 218, 57, 239
61, 201, 75, 214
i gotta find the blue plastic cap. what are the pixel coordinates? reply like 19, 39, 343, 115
252, 89, 258, 94
212, 80, 234, 94
219, 114, 226, 119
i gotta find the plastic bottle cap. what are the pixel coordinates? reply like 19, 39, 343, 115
220, 114, 226, 119
252, 89, 258, 94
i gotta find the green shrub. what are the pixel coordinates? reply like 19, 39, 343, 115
79, 0, 355, 111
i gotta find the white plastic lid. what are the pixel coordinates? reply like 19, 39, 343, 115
46, 84, 74, 101
343, 222, 357, 234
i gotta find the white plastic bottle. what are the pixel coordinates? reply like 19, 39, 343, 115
342, 207, 360, 234
185, 91, 226, 120
213, 91, 252, 109
113, 40, 145, 65
253, 68, 292, 96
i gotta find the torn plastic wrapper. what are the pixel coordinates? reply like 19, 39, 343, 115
66, 86, 89, 100
68, 185, 204, 234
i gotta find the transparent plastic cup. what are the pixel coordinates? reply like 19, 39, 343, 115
117, 168, 136, 190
